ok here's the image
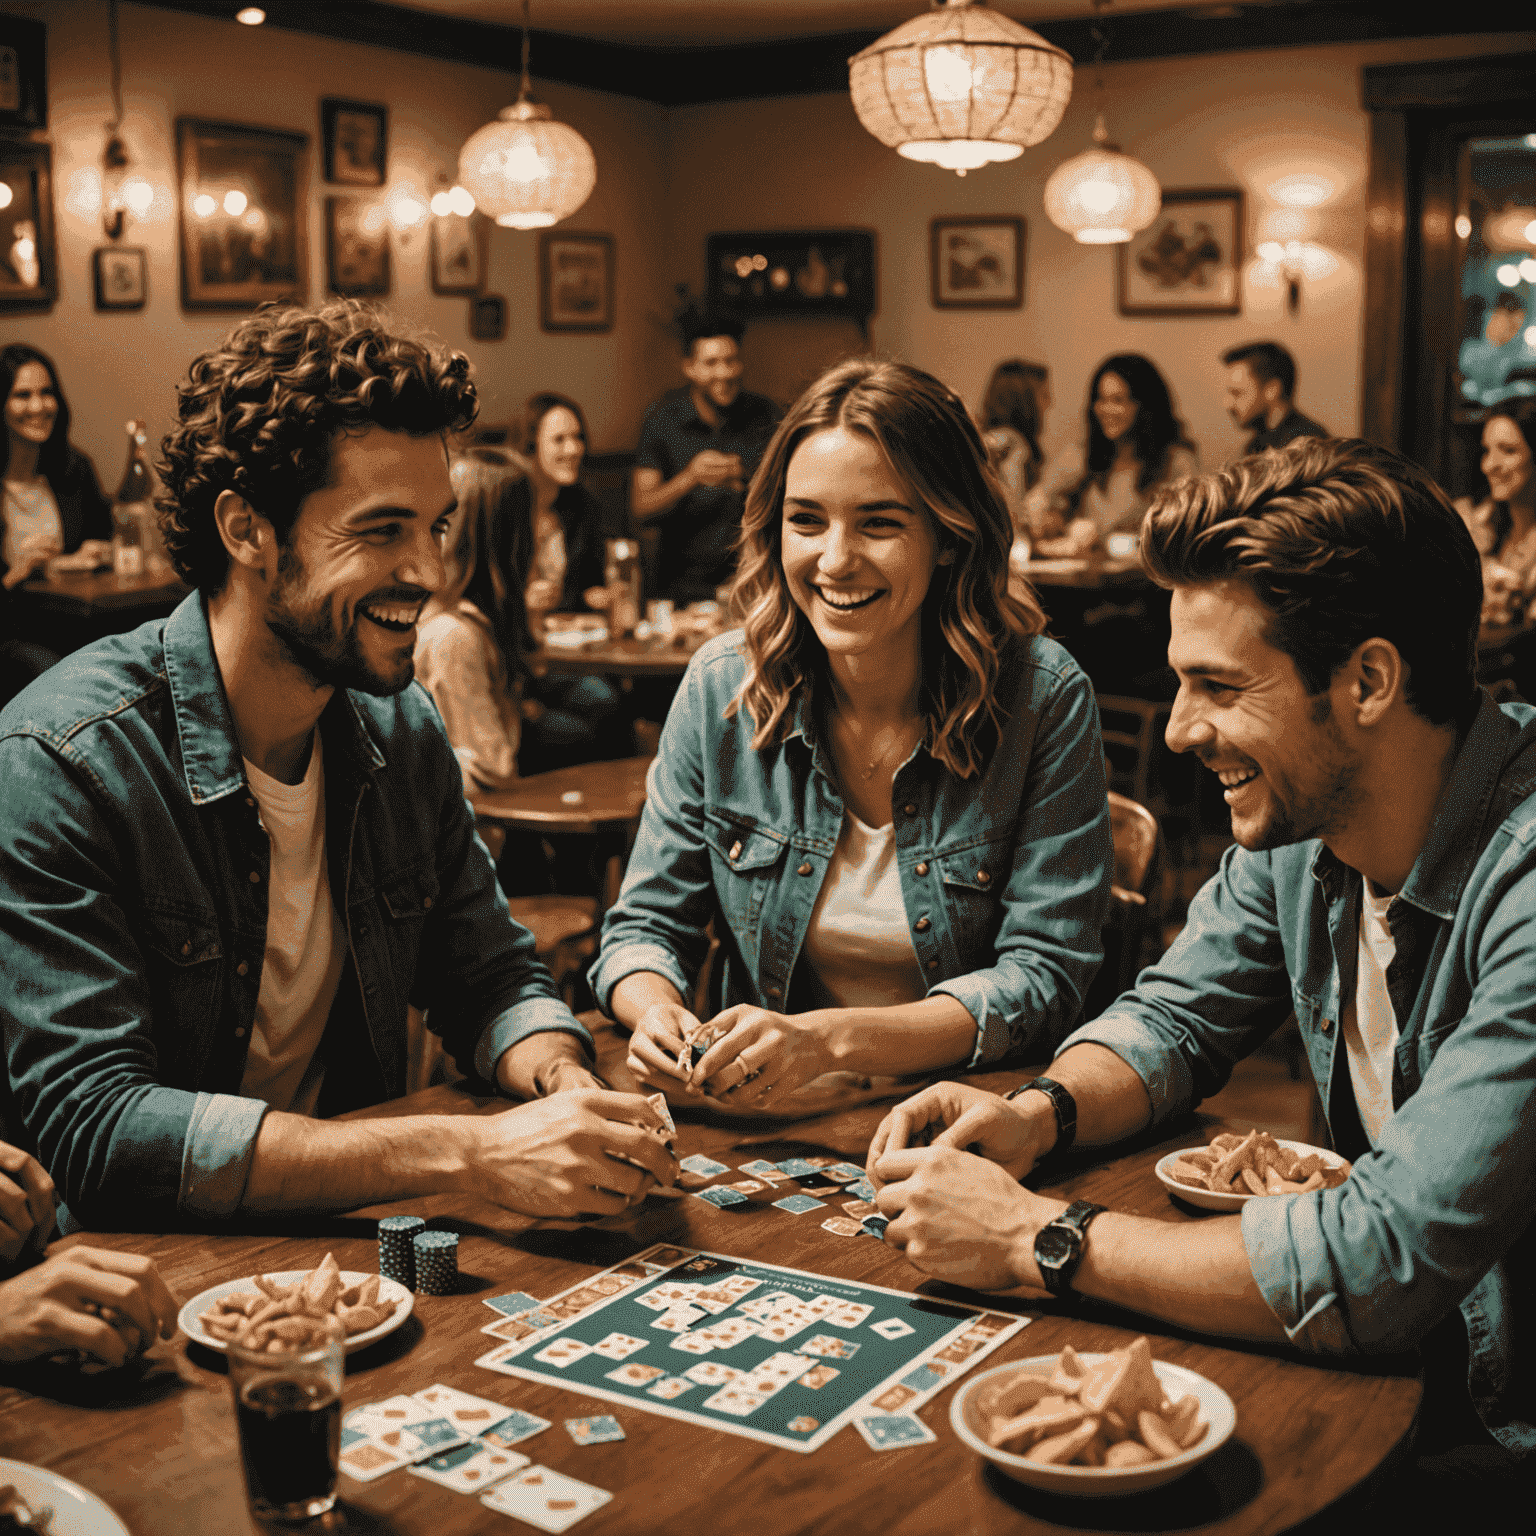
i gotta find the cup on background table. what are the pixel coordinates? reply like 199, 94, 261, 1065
228, 1334, 344, 1523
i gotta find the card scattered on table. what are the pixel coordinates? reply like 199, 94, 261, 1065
481, 1408, 552, 1449
825, 1163, 866, 1182
854, 1412, 937, 1452
481, 1465, 612, 1532
774, 1158, 819, 1178
738, 1159, 779, 1177
679, 1154, 731, 1177
871, 1316, 916, 1340
565, 1414, 625, 1445
821, 1217, 863, 1237
772, 1193, 827, 1214
408, 1440, 530, 1493
845, 1178, 877, 1202
697, 1185, 749, 1208
482, 1290, 543, 1318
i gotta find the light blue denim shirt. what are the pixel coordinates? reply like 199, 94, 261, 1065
592, 631, 1113, 1063
0, 594, 588, 1231
1060, 693, 1536, 1458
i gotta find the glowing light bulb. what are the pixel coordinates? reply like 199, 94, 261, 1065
223, 189, 247, 216
1526, 218, 1536, 245
502, 136, 547, 184
1077, 179, 1121, 215
192, 192, 217, 218
1455, 214, 1472, 239
123, 179, 154, 217
923, 46, 978, 104
1497, 264, 1521, 287
1526, 326, 1536, 348
430, 190, 453, 217
0, 184, 12, 211
1520, 258, 1536, 283
447, 184, 475, 217
236, 8, 265, 24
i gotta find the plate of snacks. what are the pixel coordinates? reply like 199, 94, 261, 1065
950, 1338, 1235, 1496
1157, 1130, 1351, 1211
0, 1459, 132, 1535
179, 1253, 412, 1355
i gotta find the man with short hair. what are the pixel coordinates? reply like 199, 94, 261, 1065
0, 302, 674, 1232
1222, 340, 1328, 453
870, 438, 1533, 1497
631, 310, 779, 606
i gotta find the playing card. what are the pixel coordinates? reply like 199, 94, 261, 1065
480, 1408, 553, 1449
639, 1281, 700, 1310
821, 1299, 875, 1329
679, 1154, 731, 1177
739, 1352, 811, 1391
737, 1159, 779, 1176
804, 1156, 840, 1169
726, 1179, 764, 1193
798, 1364, 839, 1389
683, 1359, 740, 1386
482, 1313, 546, 1342
845, 1178, 877, 1202
759, 1312, 816, 1344
645, 1091, 676, 1137
696, 1317, 759, 1347
758, 1169, 793, 1183
518, 1307, 564, 1331
481, 1466, 612, 1532
861, 1215, 890, 1239
408, 1441, 530, 1493
703, 1385, 770, 1417
772, 1193, 826, 1214
338, 1438, 409, 1481
870, 1383, 919, 1413
795, 1172, 841, 1189
632, 1244, 694, 1270
740, 1290, 796, 1319
603, 1362, 665, 1386
346, 1394, 433, 1435
839, 1198, 876, 1218
482, 1291, 542, 1318
413, 1384, 514, 1435
821, 1217, 863, 1236
870, 1316, 916, 1340
591, 1332, 649, 1360
668, 1330, 716, 1354
854, 1412, 937, 1452
565, 1415, 625, 1445
650, 1307, 703, 1333
533, 1336, 593, 1368
696, 1185, 749, 1208
825, 1162, 866, 1182
646, 1375, 697, 1399
900, 1364, 947, 1393
774, 1158, 819, 1178
801, 1334, 860, 1360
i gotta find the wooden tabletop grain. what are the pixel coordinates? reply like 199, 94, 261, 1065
532, 637, 700, 678
13, 566, 189, 616
0, 1028, 1419, 1536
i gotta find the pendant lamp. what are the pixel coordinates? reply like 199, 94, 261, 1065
849, 0, 1072, 177
1042, 1, 1159, 244
457, 0, 595, 230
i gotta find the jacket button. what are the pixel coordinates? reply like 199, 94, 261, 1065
729, 840, 743, 861
914, 917, 930, 932
423, 896, 433, 911
180, 941, 191, 956
915, 861, 929, 876
236, 961, 249, 977
903, 803, 918, 817
766, 984, 782, 998
975, 869, 991, 886
797, 861, 813, 876
244, 797, 255, 808
1320, 1018, 1333, 1033
234, 1027, 246, 1039
927, 959, 939, 971
248, 870, 261, 883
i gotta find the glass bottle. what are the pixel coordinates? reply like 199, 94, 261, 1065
112, 419, 154, 577
604, 537, 642, 636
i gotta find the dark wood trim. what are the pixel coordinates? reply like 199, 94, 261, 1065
1362, 50, 1536, 109
142, 2, 1536, 106
1361, 110, 1409, 449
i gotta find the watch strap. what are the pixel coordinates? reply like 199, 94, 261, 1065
1034, 1199, 1106, 1298
1004, 1074, 1077, 1157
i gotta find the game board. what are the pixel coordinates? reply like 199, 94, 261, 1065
473, 1243, 1029, 1453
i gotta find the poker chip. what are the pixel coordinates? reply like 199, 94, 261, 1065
378, 1215, 426, 1289
413, 1230, 459, 1295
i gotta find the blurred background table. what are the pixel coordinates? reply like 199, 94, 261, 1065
12, 566, 189, 659
532, 637, 700, 680
0, 1022, 1420, 1536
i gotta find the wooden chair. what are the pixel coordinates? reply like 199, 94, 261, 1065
1096, 693, 1199, 862
1081, 790, 1163, 1022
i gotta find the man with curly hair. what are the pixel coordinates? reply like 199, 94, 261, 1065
0, 302, 673, 1233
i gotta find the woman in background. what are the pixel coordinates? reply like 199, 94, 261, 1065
979, 359, 1049, 530
1033, 353, 1197, 556
1457, 398, 1536, 628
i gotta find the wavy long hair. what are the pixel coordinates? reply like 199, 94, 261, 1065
0, 343, 72, 482
453, 446, 535, 690
1482, 397, 1536, 550
1081, 352, 1190, 493
728, 358, 1043, 779
982, 360, 1048, 491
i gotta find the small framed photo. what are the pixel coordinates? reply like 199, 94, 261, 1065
930, 217, 1024, 310
322, 98, 387, 187
326, 196, 389, 297
431, 214, 485, 295
0, 15, 47, 133
0, 140, 56, 312
538, 231, 614, 334
93, 246, 147, 311
1118, 188, 1243, 316
470, 293, 507, 341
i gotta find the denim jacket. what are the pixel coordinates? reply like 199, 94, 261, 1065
0, 594, 588, 1231
1065, 693, 1536, 1458
593, 631, 1113, 1064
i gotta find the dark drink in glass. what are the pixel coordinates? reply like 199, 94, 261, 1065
228, 1336, 344, 1521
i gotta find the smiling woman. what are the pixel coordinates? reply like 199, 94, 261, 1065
595, 358, 1115, 1117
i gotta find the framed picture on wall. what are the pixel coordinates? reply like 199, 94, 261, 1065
470, 293, 507, 341
177, 118, 308, 310
706, 229, 875, 331
1118, 188, 1243, 316
930, 217, 1024, 309
430, 214, 485, 295
0, 140, 55, 311
94, 246, 147, 311
322, 98, 387, 187
0, 15, 47, 133
325, 196, 390, 297
539, 231, 614, 333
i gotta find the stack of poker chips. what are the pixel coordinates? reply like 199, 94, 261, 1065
413, 1230, 459, 1295
378, 1215, 426, 1289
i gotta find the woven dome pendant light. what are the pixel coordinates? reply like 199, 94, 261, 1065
1042, 0, 1159, 243
457, 0, 595, 229
849, 0, 1072, 177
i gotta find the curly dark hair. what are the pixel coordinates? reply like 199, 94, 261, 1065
157, 300, 477, 592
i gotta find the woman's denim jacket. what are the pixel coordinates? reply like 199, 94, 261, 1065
593, 631, 1114, 1065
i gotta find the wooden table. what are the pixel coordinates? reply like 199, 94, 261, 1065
1013, 556, 1152, 592
12, 566, 190, 658
471, 757, 652, 838
0, 1029, 1420, 1535
533, 637, 701, 679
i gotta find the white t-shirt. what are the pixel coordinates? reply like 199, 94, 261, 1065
1341, 880, 1400, 1147
800, 812, 926, 1010
2, 477, 62, 569
238, 734, 347, 1116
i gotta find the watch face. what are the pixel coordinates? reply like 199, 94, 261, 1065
1035, 1226, 1077, 1269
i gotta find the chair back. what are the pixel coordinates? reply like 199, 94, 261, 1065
1107, 790, 1159, 897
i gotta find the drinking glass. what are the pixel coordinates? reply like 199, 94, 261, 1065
228, 1334, 344, 1522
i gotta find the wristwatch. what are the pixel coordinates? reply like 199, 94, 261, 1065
1033, 1199, 1106, 1298
1003, 1075, 1076, 1157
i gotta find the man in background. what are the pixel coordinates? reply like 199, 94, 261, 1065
632, 310, 779, 606
1222, 340, 1328, 453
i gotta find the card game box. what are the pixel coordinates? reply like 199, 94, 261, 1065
474, 1244, 1027, 1453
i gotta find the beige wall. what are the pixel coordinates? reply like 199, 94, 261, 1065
3, 0, 672, 480
664, 31, 1536, 473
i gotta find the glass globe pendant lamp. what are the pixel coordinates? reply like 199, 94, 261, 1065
849, 0, 1072, 177
457, 0, 595, 229
1043, 111, 1161, 244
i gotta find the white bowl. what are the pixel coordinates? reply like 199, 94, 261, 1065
1155, 1138, 1348, 1212
949, 1354, 1236, 1497
178, 1269, 413, 1355
0, 1459, 131, 1536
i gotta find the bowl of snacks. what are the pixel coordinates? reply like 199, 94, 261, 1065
950, 1338, 1236, 1496
1156, 1130, 1351, 1212
179, 1253, 412, 1355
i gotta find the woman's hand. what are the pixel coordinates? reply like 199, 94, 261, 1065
690, 1005, 835, 1111
0, 1141, 55, 1266
625, 1001, 705, 1089
526, 577, 562, 612
867, 1083, 1049, 1189
0, 1247, 180, 1366
1, 532, 61, 588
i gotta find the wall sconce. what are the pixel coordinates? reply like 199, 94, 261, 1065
1254, 198, 1340, 315
386, 181, 431, 246
100, 0, 155, 241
